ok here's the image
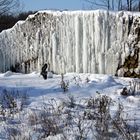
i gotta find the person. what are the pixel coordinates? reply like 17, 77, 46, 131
41, 63, 48, 79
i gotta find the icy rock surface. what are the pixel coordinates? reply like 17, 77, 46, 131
116, 16, 140, 77
0, 10, 140, 76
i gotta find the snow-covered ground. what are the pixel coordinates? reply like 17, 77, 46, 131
0, 71, 140, 139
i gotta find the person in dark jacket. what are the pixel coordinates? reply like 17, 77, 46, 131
41, 63, 48, 79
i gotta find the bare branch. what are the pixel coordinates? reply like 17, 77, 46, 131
0, 0, 19, 15
84, 0, 109, 9
83, 0, 140, 11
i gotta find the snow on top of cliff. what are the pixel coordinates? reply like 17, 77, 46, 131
0, 20, 25, 34
0, 10, 140, 35
34, 9, 140, 17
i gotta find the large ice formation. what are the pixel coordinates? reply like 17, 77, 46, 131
0, 10, 140, 77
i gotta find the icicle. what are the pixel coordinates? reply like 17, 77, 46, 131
0, 10, 135, 75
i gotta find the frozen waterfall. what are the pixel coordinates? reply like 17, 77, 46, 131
0, 10, 139, 76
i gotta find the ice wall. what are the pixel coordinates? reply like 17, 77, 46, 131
0, 10, 140, 76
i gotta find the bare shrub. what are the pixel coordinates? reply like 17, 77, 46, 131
60, 73, 69, 92
62, 95, 76, 108
121, 79, 140, 96
39, 112, 61, 138
6, 126, 33, 140
26, 99, 64, 139
0, 89, 28, 121
112, 105, 139, 139
1, 89, 18, 115
73, 75, 82, 87
28, 111, 38, 126
86, 95, 113, 139
2, 91, 140, 140
6, 127, 21, 140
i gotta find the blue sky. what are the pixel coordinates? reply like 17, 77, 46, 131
20, 0, 87, 11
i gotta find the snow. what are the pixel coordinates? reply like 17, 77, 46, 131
47, 71, 53, 78
2, 71, 13, 77
0, 72, 140, 139
0, 10, 140, 75
0, 10, 140, 138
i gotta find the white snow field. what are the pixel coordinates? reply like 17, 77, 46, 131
0, 71, 140, 139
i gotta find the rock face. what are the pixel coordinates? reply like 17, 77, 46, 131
116, 16, 140, 78
0, 10, 140, 77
